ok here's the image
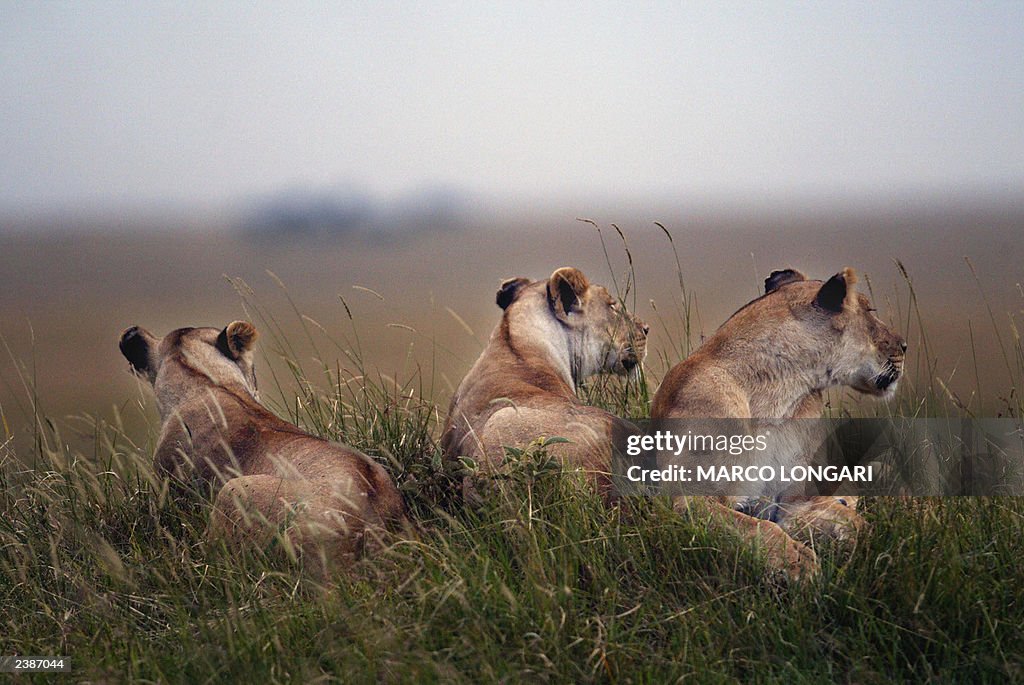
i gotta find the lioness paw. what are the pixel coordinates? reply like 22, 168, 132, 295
779, 498, 866, 549
761, 527, 819, 582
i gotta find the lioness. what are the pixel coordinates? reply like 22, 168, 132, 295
651, 267, 906, 579
441, 267, 648, 500
119, 321, 407, 573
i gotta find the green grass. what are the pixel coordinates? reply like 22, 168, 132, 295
3, 426, 1023, 682
2, 226, 1023, 683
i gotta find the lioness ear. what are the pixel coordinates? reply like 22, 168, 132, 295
119, 326, 157, 382
765, 268, 806, 294
216, 321, 259, 360
496, 277, 531, 310
815, 267, 858, 313
547, 267, 590, 321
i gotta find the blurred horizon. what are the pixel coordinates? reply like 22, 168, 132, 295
4, 187, 1023, 238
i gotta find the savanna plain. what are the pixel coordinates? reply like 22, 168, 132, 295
1, 202, 1023, 682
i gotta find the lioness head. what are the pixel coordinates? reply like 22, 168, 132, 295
119, 321, 260, 411
497, 267, 648, 383
761, 267, 906, 397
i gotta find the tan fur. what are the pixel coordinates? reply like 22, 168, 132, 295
441, 267, 648, 501
651, 267, 906, 579
119, 323, 408, 575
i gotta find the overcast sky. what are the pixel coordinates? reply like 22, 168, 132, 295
2, 1, 1022, 214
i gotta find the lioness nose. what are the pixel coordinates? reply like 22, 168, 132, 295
641, 324, 650, 335
900, 341, 908, 353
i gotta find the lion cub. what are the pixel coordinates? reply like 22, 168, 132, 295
442, 267, 649, 501
651, 267, 906, 579
120, 321, 407, 573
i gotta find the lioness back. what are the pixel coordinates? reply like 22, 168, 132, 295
120, 321, 408, 572
442, 267, 648, 501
